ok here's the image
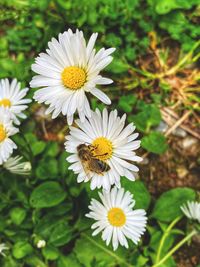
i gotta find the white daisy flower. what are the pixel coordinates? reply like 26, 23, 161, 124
3, 156, 31, 176
86, 187, 147, 251
30, 28, 115, 125
65, 108, 142, 190
181, 201, 200, 223
0, 108, 18, 165
0, 243, 9, 257
0, 78, 31, 125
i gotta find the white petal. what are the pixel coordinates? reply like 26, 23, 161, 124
90, 88, 111, 105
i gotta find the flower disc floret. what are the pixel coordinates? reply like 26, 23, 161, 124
0, 98, 11, 108
108, 207, 126, 227
91, 137, 113, 161
0, 125, 7, 142
62, 66, 86, 90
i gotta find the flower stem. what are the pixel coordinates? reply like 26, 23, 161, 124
20, 133, 34, 164
82, 233, 134, 267
155, 216, 182, 263
152, 230, 196, 267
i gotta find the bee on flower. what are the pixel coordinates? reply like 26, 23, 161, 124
65, 108, 142, 190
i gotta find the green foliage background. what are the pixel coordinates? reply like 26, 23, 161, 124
0, 0, 199, 266
1, 0, 199, 81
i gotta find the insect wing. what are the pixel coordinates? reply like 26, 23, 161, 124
81, 161, 92, 181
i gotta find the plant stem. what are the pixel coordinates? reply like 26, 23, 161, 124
167, 40, 200, 75
82, 233, 134, 267
20, 133, 34, 164
152, 230, 197, 267
130, 40, 200, 80
155, 216, 182, 264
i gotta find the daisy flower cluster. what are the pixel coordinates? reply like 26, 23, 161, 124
31, 28, 148, 250
0, 79, 31, 175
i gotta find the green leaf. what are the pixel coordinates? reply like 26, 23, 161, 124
32, 141, 46, 156
49, 221, 73, 247
131, 252, 149, 267
74, 233, 129, 267
48, 202, 72, 216
131, 104, 161, 132
24, 133, 37, 144
25, 255, 47, 267
121, 180, 151, 210
118, 95, 137, 113
12, 241, 33, 259
152, 187, 196, 222
170, 228, 185, 235
44, 142, 59, 157
91, 98, 105, 111
0, 215, 6, 231
150, 0, 199, 14
57, 254, 82, 267
35, 216, 65, 239
58, 152, 69, 177
149, 231, 175, 253
36, 158, 58, 179
30, 182, 66, 208
107, 59, 129, 74
42, 246, 59, 260
158, 11, 188, 39
22, 120, 36, 134
148, 251, 176, 267
163, 257, 177, 267
9, 207, 26, 225
1, 256, 18, 267
141, 132, 168, 154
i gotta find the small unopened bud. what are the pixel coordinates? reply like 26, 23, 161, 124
37, 240, 46, 248
0, 243, 9, 257
24, 162, 32, 171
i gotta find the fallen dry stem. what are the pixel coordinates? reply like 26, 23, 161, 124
161, 108, 200, 140
141, 107, 199, 160
164, 110, 192, 137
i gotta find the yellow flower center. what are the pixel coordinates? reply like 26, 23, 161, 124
0, 124, 7, 142
61, 66, 86, 90
91, 137, 113, 161
108, 208, 126, 227
0, 98, 11, 107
